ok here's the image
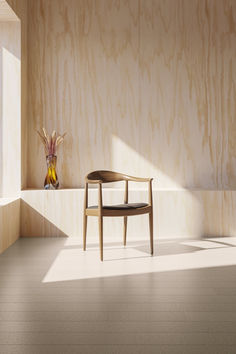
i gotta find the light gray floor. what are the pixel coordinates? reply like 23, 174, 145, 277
1, 237, 236, 354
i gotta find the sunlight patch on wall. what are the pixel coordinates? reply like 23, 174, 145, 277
111, 135, 203, 238
112, 135, 182, 190
2, 47, 21, 196
0, 19, 21, 198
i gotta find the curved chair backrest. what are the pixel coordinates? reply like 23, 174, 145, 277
86, 170, 130, 183
84, 170, 154, 261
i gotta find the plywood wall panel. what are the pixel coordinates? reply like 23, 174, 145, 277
27, 0, 236, 190
20, 189, 236, 239
139, 0, 211, 189
0, 198, 20, 254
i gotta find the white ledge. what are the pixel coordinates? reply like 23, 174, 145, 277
21, 188, 236, 192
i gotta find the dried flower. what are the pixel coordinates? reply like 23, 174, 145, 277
37, 127, 66, 156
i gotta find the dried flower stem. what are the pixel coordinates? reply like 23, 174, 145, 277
37, 127, 66, 156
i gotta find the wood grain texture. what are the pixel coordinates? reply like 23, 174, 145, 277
20, 189, 236, 239
2, 237, 236, 352
0, 198, 20, 253
27, 0, 236, 190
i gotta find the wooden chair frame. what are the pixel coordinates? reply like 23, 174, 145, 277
83, 170, 154, 261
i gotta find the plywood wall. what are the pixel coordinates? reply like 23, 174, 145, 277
20, 189, 236, 239
27, 0, 236, 190
0, 198, 20, 253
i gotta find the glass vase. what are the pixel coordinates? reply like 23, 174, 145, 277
44, 154, 59, 190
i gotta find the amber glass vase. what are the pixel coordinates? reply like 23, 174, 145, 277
44, 154, 59, 190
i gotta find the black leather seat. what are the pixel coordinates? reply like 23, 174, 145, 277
84, 170, 154, 261
88, 203, 148, 210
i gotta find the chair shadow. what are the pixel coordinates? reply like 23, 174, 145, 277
92, 239, 203, 261
102, 237, 236, 261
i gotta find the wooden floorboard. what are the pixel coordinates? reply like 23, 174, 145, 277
0, 237, 236, 353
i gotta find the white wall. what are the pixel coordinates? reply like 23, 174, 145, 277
0, 20, 21, 197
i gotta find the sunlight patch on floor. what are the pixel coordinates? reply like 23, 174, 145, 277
42, 237, 236, 283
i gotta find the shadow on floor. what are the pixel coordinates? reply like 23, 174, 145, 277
1, 237, 236, 353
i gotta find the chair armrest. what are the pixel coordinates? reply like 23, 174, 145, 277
127, 177, 153, 182
86, 179, 102, 184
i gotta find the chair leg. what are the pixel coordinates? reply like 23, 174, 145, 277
123, 216, 127, 246
99, 215, 103, 261
83, 214, 87, 251
149, 211, 154, 255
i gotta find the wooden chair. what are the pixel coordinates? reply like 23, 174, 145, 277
83, 170, 154, 261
